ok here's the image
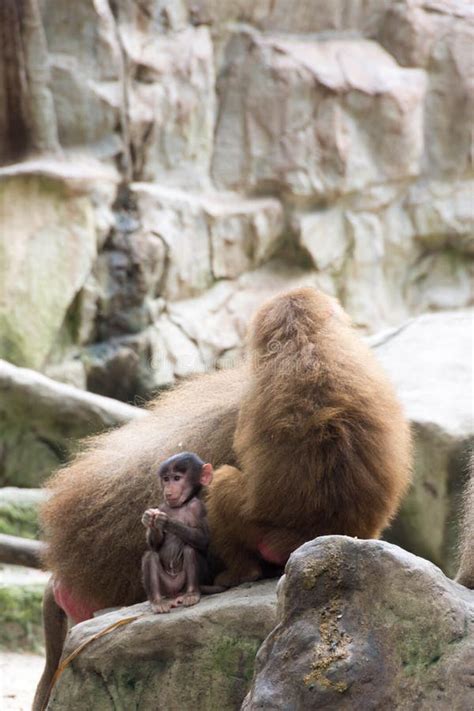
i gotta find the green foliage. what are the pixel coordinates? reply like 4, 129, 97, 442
0, 584, 45, 652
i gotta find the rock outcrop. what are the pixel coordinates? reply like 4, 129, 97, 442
44, 538, 474, 710
243, 537, 474, 710
372, 310, 473, 575
47, 581, 277, 711
0, 0, 472, 397
0, 358, 146, 486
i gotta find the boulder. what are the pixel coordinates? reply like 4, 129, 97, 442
133, 184, 284, 299
0, 359, 146, 486
47, 581, 277, 710
294, 178, 474, 331
243, 537, 474, 710
40, 0, 123, 158
212, 33, 426, 199
0, 160, 118, 370
123, 26, 216, 188
0, 174, 95, 370
378, 0, 474, 177
371, 310, 473, 574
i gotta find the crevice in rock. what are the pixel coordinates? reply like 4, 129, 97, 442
166, 309, 207, 366
35, 435, 67, 463
0, 0, 60, 163
150, 231, 171, 298
107, 0, 133, 183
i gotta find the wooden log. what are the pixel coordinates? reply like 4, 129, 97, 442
0, 533, 46, 568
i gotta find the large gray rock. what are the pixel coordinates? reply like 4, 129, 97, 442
47, 581, 277, 711
294, 178, 474, 331
40, 0, 123, 158
378, 0, 474, 177
0, 159, 117, 370
134, 184, 285, 298
0, 359, 146, 486
372, 310, 473, 574
0, 0, 472, 381
124, 25, 216, 188
212, 33, 426, 199
243, 537, 474, 710
0, 175, 94, 370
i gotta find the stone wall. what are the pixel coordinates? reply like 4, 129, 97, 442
0, 0, 472, 400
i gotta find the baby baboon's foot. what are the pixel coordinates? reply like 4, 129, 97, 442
182, 591, 201, 607
169, 596, 184, 608
151, 598, 171, 614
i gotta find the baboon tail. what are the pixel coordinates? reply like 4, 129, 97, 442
32, 577, 68, 711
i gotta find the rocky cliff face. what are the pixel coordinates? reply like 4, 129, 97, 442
43, 539, 474, 710
0, 0, 472, 399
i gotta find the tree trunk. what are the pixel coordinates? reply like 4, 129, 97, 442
0, 533, 46, 568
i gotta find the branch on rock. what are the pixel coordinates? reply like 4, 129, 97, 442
0, 533, 46, 568
0, 358, 147, 438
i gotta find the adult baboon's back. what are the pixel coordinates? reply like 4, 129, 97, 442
42, 367, 243, 608
42, 288, 412, 609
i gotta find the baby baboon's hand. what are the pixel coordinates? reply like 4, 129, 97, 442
154, 510, 168, 529
141, 508, 159, 528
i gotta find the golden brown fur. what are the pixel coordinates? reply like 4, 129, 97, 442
42, 367, 243, 607
42, 288, 412, 605
207, 289, 412, 583
456, 456, 474, 589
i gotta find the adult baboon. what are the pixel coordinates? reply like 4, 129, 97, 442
456, 456, 474, 589
34, 288, 412, 711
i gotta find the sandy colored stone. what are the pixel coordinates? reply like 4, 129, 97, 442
213, 34, 426, 199
372, 310, 473, 574
0, 175, 96, 369
0, 358, 146, 485
47, 581, 277, 711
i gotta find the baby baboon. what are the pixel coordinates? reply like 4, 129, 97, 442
142, 452, 214, 613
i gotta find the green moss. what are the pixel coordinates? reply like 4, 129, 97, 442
211, 635, 261, 684
397, 628, 444, 676
0, 584, 45, 652
373, 591, 453, 678
0, 424, 62, 487
0, 488, 45, 537
0, 501, 40, 539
